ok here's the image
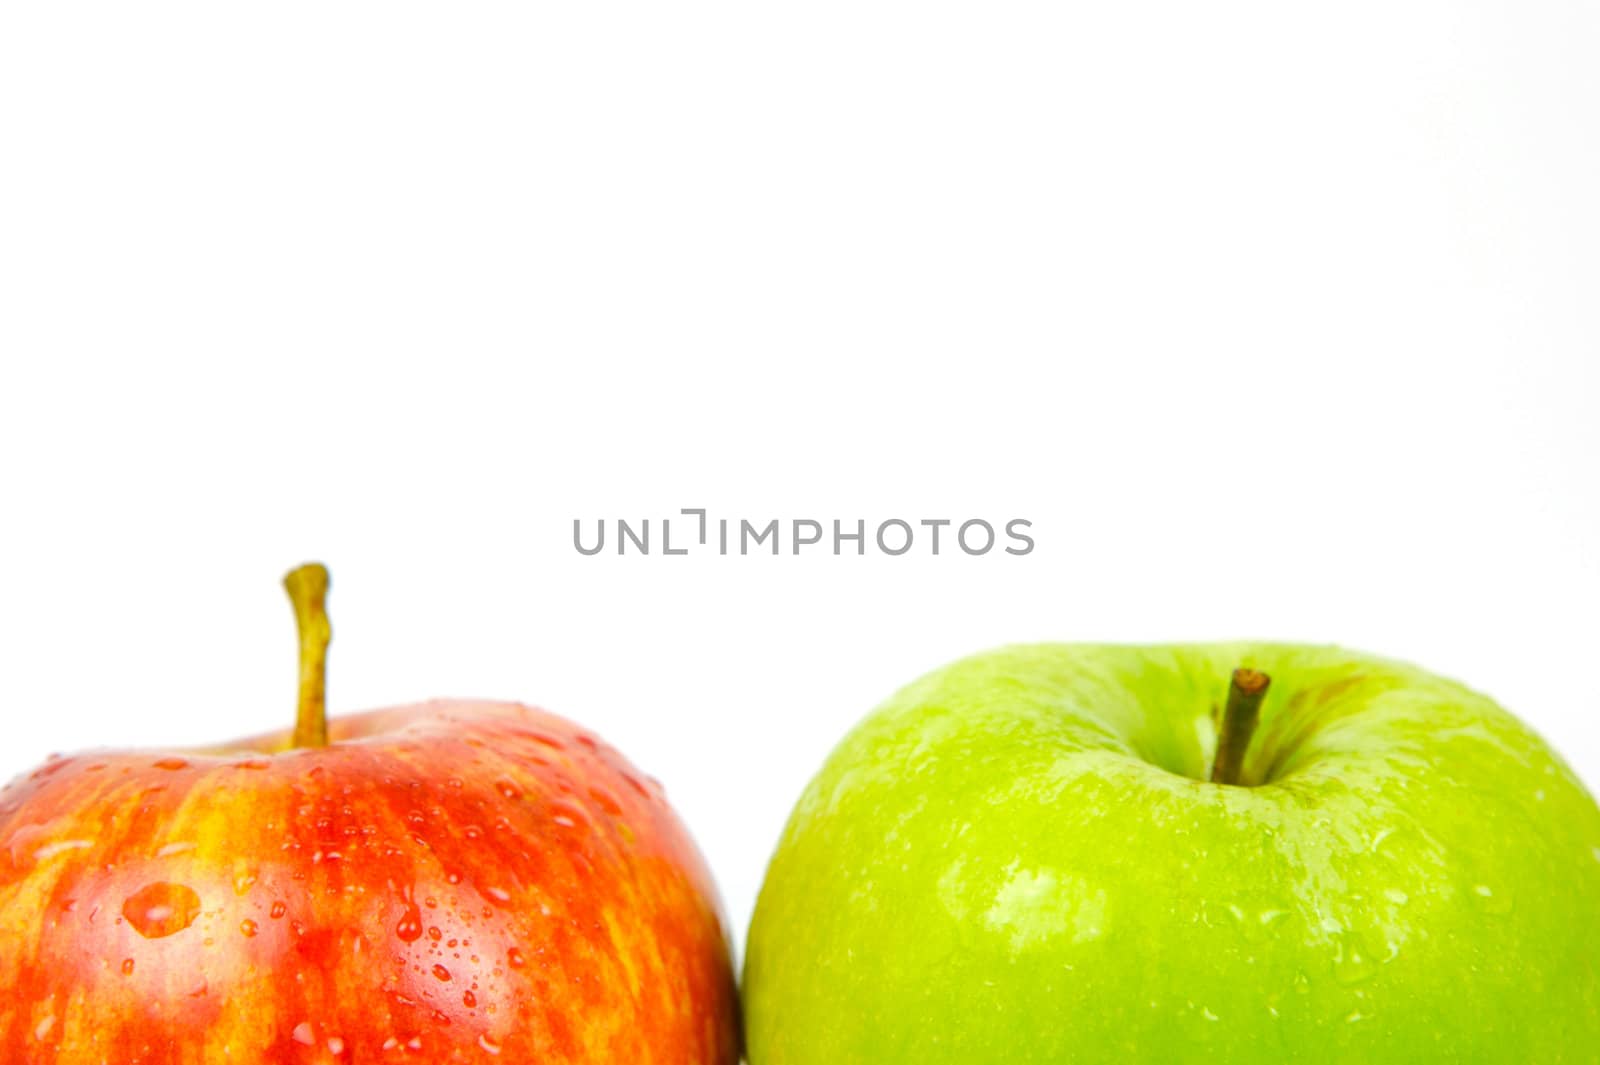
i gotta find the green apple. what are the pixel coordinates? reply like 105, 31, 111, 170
744, 644, 1600, 1062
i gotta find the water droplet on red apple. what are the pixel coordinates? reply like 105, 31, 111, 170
589, 787, 623, 816
433, 964, 452, 981
396, 902, 424, 943
31, 838, 93, 863
153, 758, 189, 771
5, 821, 81, 869
462, 990, 477, 1009
270, 901, 288, 919
548, 802, 587, 831
240, 919, 258, 938
495, 780, 521, 800
121, 958, 135, 975
478, 1032, 502, 1054
122, 882, 201, 939
292, 1021, 315, 1045
34, 756, 68, 779
506, 947, 525, 968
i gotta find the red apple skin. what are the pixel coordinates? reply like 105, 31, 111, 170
0, 701, 740, 1064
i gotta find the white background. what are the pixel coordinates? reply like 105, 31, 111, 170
2, 3, 1596, 955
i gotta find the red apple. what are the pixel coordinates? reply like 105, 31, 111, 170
0, 565, 739, 1063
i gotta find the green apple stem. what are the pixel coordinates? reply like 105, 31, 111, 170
1210, 668, 1271, 786
284, 563, 332, 749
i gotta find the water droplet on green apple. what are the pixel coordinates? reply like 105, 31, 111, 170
1471, 883, 1513, 915
1176, 1001, 1219, 1043
1332, 932, 1376, 986
1234, 905, 1287, 945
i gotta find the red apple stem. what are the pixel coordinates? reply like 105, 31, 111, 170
1210, 667, 1270, 786
284, 563, 332, 749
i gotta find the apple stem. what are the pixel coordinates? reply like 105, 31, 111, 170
284, 563, 332, 749
1210, 667, 1271, 786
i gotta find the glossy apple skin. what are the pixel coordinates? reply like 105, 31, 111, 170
745, 644, 1600, 1063
0, 701, 739, 1064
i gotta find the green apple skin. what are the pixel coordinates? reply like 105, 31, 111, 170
744, 644, 1600, 1063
